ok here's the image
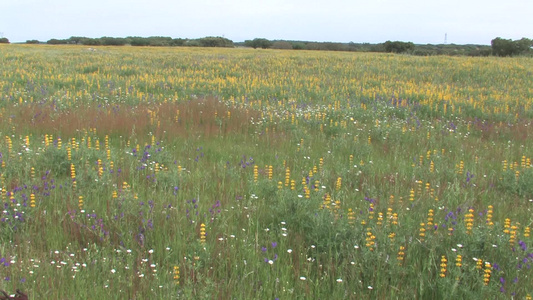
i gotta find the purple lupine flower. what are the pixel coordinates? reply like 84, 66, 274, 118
518, 240, 527, 251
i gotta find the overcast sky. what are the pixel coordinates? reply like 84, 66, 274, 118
1, 0, 531, 45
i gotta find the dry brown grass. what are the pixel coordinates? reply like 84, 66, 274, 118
7, 97, 262, 143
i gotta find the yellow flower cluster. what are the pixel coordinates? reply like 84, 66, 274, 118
439, 255, 447, 278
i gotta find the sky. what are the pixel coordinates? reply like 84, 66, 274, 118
1, 0, 532, 45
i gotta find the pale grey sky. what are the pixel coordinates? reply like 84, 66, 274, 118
1, 0, 531, 45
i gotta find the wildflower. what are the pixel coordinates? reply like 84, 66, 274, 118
199, 223, 206, 243
518, 240, 527, 251
426, 209, 434, 227
173, 266, 180, 284
365, 228, 376, 250
509, 225, 518, 247
397, 246, 405, 264
465, 208, 474, 234
475, 258, 483, 269
484, 262, 491, 285
503, 218, 511, 234
486, 205, 494, 227
335, 177, 342, 190
419, 223, 426, 241
440, 255, 447, 278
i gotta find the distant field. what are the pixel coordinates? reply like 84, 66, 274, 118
0, 44, 532, 299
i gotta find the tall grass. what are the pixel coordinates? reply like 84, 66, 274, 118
0, 44, 532, 299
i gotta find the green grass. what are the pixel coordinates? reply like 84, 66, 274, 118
0, 44, 532, 299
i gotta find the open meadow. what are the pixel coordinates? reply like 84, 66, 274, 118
0, 44, 532, 299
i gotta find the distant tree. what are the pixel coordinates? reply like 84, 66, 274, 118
491, 37, 532, 56
370, 43, 386, 52
346, 42, 360, 52
291, 42, 306, 50
47, 39, 68, 45
515, 38, 532, 54
271, 41, 293, 49
244, 38, 272, 49
100, 37, 128, 46
323, 42, 346, 51
171, 38, 186, 46
185, 40, 201, 47
82, 38, 103, 46
0, 37, 9, 44
148, 36, 173, 46
412, 49, 432, 56
491, 38, 515, 56
305, 42, 321, 50
129, 37, 150, 46
467, 48, 491, 57
196, 36, 234, 47
26, 40, 40, 44
383, 41, 415, 53
67, 36, 88, 44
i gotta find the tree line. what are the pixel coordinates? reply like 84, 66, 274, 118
1, 35, 531, 57
490, 37, 532, 57
243, 37, 531, 57
42, 36, 234, 47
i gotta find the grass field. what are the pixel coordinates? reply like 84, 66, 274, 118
0, 44, 532, 299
